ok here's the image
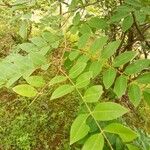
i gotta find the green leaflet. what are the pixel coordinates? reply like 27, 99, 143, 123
113, 51, 137, 67
141, 6, 150, 15
70, 114, 90, 145
20, 43, 38, 53
83, 85, 103, 103
39, 46, 51, 56
89, 61, 103, 78
50, 84, 74, 100
114, 75, 127, 98
104, 123, 138, 142
78, 33, 90, 49
28, 52, 47, 67
88, 17, 107, 29
25, 76, 45, 87
13, 84, 38, 97
135, 11, 146, 24
49, 75, 67, 85
79, 23, 92, 34
77, 55, 89, 63
19, 21, 28, 40
69, 62, 87, 79
128, 84, 141, 107
42, 31, 57, 43
69, 50, 80, 61
101, 40, 120, 59
41, 63, 50, 70
103, 68, 117, 89
92, 102, 129, 121
90, 36, 108, 53
109, 11, 128, 23
82, 134, 104, 150
73, 12, 80, 25
136, 73, 150, 84
6, 75, 22, 88
122, 15, 133, 32
126, 144, 140, 150
70, 25, 78, 34
116, 5, 135, 13
125, 59, 150, 75
30, 36, 47, 47
143, 89, 150, 107
125, 0, 142, 8
75, 72, 92, 89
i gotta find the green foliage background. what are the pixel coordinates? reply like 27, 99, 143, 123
0, 0, 150, 149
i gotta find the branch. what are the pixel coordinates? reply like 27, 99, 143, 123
115, 31, 127, 56
132, 12, 150, 58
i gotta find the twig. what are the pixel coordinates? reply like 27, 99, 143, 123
132, 13, 150, 58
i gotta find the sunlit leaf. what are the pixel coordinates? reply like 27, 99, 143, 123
83, 85, 103, 103
104, 123, 138, 142
49, 76, 67, 85
13, 84, 37, 97
103, 68, 117, 89
82, 134, 104, 150
122, 15, 133, 32
128, 84, 141, 107
50, 84, 74, 100
76, 72, 92, 88
89, 61, 103, 78
126, 144, 140, 150
114, 75, 127, 98
136, 73, 150, 84
125, 59, 150, 75
78, 33, 90, 49
69, 62, 87, 79
113, 51, 137, 67
70, 114, 90, 145
101, 40, 120, 59
30, 36, 47, 47
92, 102, 129, 121
88, 17, 107, 29
26, 76, 45, 87
143, 89, 150, 106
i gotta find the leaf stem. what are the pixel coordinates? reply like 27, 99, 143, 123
59, 68, 114, 150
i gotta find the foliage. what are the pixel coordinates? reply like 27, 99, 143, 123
0, 0, 150, 149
